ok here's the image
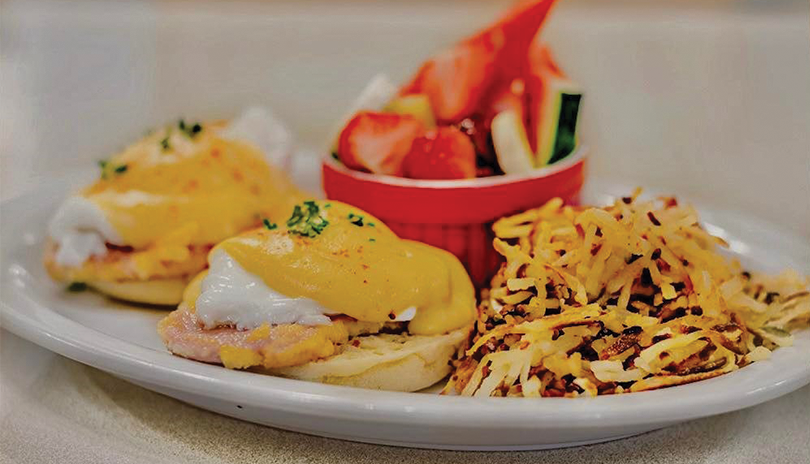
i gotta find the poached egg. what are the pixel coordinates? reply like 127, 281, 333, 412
186, 201, 475, 336
48, 107, 299, 268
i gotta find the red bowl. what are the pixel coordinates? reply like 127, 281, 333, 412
322, 148, 587, 287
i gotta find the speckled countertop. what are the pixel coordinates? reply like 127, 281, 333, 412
1, 331, 808, 463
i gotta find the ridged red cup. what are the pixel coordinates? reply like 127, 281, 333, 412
322, 148, 587, 287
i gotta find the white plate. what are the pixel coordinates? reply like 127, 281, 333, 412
1, 173, 809, 451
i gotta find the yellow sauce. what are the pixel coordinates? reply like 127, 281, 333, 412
82, 122, 303, 249
184, 201, 475, 336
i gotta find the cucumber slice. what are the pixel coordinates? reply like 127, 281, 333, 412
550, 92, 581, 164
492, 109, 536, 174
536, 75, 582, 166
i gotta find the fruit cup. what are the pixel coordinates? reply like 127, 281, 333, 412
322, 147, 587, 287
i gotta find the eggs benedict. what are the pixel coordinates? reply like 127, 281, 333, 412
158, 201, 475, 391
45, 108, 304, 305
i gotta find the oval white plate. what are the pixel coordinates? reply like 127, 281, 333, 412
1, 174, 809, 451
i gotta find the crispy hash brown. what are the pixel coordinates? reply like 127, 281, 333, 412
444, 190, 810, 397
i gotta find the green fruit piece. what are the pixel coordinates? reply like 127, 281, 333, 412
384, 94, 437, 128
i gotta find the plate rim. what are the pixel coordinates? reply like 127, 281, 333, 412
2, 179, 810, 433
4, 302, 809, 427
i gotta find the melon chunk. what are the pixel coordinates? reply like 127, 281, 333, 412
491, 109, 536, 174
385, 94, 437, 128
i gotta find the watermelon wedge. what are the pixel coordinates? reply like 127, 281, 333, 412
526, 44, 582, 166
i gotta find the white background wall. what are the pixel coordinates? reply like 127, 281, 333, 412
2, 0, 808, 237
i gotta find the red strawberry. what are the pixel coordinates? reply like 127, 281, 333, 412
402, 127, 477, 180
456, 114, 494, 165
337, 111, 425, 175
399, 0, 558, 124
485, 77, 527, 131
399, 33, 499, 125
455, 77, 526, 167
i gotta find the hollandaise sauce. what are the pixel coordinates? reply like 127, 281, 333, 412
191, 201, 475, 336
83, 123, 302, 249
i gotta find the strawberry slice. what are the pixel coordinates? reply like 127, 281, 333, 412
487, 78, 526, 119
402, 127, 477, 180
399, 0, 558, 124
399, 33, 499, 125
456, 77, 526, 168
337, 111, 425, 176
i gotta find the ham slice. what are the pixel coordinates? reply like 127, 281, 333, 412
158, 305, 349, 369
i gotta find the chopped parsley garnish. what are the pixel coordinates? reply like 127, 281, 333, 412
160, 132, 172, 151
286, 200, 329, 238
348, 213, 364, 227
67, 282, 87, 292
324, 203, 332, 208
262, 218, 278, 230
347, 213, 375, 227
178, 119, 203, 138
287, 205, 306, 225
98, 160, 128, 179
369, 238, 376, 243
331, 152, 340, 161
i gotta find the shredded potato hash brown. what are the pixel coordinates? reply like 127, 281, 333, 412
444, 190, 810, 397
